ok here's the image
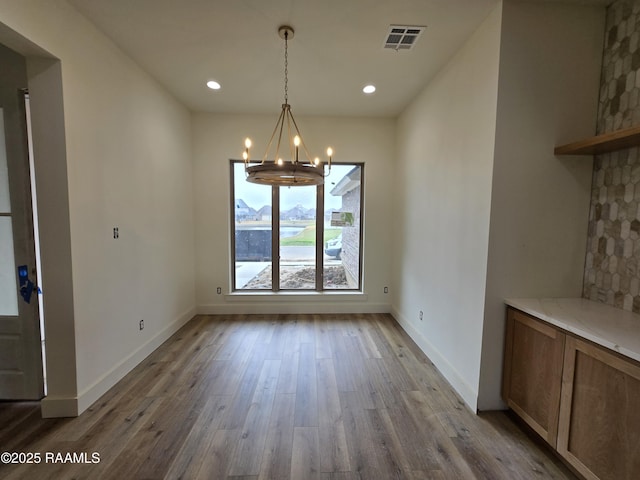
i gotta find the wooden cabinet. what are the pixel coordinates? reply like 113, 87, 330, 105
503, 306, 640, 480
502, 308, 565, 445
557, 336, 640, 480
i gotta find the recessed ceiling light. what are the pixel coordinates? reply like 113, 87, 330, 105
363, 85, 376, 94
206, 80, 221, 90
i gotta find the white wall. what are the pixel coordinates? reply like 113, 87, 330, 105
0, 0, 196, 416
392, 5, 503, 410
193, 113, 395, 313
478, 1, 604, 410
393, 1, 605, 412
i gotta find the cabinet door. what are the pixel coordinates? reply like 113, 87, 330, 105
503, 308, 565, 445
558, 336, 640, 480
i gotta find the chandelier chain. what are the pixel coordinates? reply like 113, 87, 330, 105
284, 31, 288, 104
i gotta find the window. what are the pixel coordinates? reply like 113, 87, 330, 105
231, 161, 363, 291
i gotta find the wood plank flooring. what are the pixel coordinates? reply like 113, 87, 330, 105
0, 313, 576, 479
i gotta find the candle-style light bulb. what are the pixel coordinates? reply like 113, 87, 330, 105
243, 137, 252, 163
326, 147, 333, 171
293, 135, 300, 163
277, 158, 284, 166
314, 157, 320, 166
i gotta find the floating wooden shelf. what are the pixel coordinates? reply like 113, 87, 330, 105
554, 125, 640, 155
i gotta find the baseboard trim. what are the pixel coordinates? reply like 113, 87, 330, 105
41, 395, 79, 418
41, 306, 197, 418
390, 305, 478, 413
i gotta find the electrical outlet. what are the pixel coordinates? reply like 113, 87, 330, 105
419, 310, 424, 321
113, 227, 119, 239
217, 287, 222, 294
139, 319, 144, 330
384, 286, 389, 294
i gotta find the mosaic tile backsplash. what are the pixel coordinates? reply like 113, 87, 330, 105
584, 0, 640, 312
597, 0, 640, 134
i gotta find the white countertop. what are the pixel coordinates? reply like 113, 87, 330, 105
505, 298, 640, 364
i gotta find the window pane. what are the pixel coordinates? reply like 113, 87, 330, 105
0, 107, 18, 314
324, 165, 361, 289
0, 217, 18, 315
0, 109, 10, 213
233, 163, 272, 289
280, 185, 316, 290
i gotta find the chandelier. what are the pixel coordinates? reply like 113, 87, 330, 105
242, 26, 333, 186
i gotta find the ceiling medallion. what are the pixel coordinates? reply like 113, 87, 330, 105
242, 26, 333, 186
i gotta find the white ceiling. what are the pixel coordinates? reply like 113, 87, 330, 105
68, 0, 610, 117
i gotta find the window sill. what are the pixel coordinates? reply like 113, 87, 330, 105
225, 291, 367, 303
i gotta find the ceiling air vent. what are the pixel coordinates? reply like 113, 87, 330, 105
383, 25, 426, 51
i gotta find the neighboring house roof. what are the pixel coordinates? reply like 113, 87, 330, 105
235, 198, 258, 216
236, 198, 250, 209
257, 205, 272, 217
281, 204, 315, 218
330, 167, 361, 196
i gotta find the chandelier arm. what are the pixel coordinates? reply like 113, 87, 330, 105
262, 105, 287, 163
288, 110, 313, 164
274, 105, 287, 163
286, 109, 296, 164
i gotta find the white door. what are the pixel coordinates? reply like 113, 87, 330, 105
0, 43, 44, 400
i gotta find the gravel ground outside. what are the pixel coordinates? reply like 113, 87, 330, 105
243, 265, 349, 289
